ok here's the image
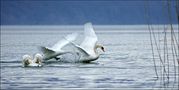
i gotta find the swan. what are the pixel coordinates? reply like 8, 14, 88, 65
67, 22, 105, 63
40, 33, 78, 61
22, 53, 43, 67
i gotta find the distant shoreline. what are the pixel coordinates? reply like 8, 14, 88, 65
1, 24, 178, 31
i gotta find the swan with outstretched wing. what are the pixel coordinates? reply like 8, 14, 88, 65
67, 22, 105, 63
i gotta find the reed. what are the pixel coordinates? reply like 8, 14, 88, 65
144, 0, 178, 89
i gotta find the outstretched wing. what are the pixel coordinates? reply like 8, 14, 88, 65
40, 46, 55, 55
40, 46, 71, 60
67, 41, 89, 57
51, 33, 78, 51
80, 22, 98, 54
39, 33, 78, 60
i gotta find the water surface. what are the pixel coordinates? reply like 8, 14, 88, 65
1, 26, 178, 89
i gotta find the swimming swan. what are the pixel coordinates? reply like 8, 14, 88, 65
22, 53, 43, 67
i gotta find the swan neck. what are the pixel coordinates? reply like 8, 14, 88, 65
94, 45, 101, 55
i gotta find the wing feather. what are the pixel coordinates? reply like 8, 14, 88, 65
51, 33, 78, 51
66, 40, 89, 57
80, 22, 97, 54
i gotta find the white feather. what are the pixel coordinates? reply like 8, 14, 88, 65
40, 33, 78, 60
67, 22, 103, 62
51, 33, 78, 51
80, 22, 98, 55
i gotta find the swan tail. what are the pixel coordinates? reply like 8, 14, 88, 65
40, 46, 56, 60
40, 46, 55, 54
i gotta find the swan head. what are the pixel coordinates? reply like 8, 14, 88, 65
101, 46, 105, 52
34, 53, 43, 65
22, 55, 32, 67
96, 44, 105, 52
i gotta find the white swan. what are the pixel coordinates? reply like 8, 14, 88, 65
40, 33, 78, 60
67, 22, 105, 63
22, 53, 43, 67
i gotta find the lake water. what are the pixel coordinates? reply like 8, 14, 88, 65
1, 26, 178, 89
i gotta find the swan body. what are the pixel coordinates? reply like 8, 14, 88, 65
68, 23, 105, 62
